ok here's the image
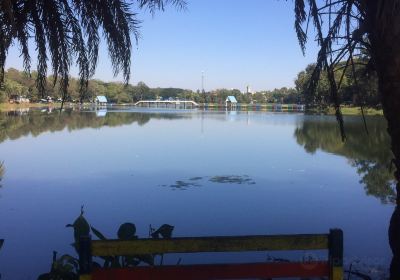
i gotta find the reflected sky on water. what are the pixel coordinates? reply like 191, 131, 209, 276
0, 108, 394, 279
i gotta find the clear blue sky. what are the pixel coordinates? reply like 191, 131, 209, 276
5, 0, 319, 92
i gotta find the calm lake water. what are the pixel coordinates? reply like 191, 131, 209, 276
0, 107, 395, 279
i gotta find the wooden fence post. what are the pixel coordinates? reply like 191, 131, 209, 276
329, 228, 343, 280
79, 235, 92, 280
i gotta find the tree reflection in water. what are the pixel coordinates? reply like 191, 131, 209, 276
295, 115, 396, 204
0, 161, 4, 185
0, 110, 394, 203
0, 108, 189, 143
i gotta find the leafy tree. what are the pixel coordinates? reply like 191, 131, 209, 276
87, 80, 106, 102
294, 62, 379, 109
137, 81, 151, 100
252, 92, 266, 103
3, 79, 25, 98
0, 68, 204, 104
212, 89, 232, 103
294, 2, 400, 276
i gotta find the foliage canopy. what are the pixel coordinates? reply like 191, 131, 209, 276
0, 0, 185, 103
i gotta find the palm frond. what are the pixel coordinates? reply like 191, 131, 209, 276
294, 0, 372, 141
294, 0, 307, 54
0, 0, 187, 104
138, 0, 187, 15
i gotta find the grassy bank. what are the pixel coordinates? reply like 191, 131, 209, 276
307, 106, 383, 116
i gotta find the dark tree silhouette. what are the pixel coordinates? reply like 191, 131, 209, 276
294, 1, 400, 278
0, 0, 185, 104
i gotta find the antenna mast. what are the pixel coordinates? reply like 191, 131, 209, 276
201, 71, 206, 103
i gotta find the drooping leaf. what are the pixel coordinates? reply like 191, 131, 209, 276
59, 254, 79, 270
153, 224, 174, 239
117, 223, 137, 240
91, 226, 107, 240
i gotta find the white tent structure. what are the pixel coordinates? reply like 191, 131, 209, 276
225, 96, 238, 109
95, 96, 108, 106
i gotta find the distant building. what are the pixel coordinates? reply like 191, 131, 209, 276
95, 96, 108, 106
226, 96, 238, 109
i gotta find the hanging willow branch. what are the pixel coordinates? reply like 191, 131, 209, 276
0, 0, 185, 105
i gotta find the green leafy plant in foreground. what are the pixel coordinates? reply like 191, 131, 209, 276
37, 252, 79, 280
37, 207, 174, 280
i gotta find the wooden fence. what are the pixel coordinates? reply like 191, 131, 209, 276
79, 228, 343, 280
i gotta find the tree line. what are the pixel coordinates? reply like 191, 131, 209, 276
0, 68, 301, 104
0, 65, 380, 107
295, 60, 380, 109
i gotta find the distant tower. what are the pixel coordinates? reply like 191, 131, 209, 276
246, 85, 251, 94
201, 71, 206, 103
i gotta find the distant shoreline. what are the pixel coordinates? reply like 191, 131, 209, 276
0, 102, 383, 116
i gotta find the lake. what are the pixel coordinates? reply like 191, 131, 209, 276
0, 107, 394, 279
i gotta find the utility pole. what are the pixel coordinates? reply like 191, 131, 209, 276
201, 71, 206, 104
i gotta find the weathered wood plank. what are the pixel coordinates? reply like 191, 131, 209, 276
91, 234, 328, 256
91, 262, 329, 280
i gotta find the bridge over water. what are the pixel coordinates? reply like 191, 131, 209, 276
134, 100, 305, 112
134, 100, 199, 109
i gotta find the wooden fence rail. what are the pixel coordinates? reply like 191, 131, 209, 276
79, 228, 343, 280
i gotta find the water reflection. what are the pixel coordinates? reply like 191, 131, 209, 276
0, 109, 189, 143
0, 109, 393, 278
0, 110, 395, 203
95, 109, 108, 117
0, 161, 4, 188
295, 116, 396, 204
